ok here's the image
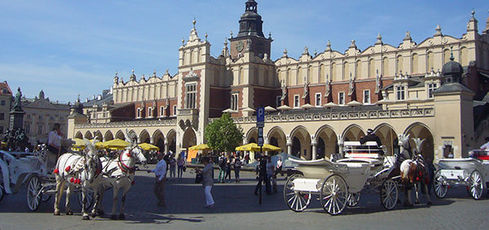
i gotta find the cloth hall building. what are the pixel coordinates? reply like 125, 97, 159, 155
68, 1, 489, 162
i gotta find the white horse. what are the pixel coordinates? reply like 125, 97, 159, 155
91, 132, 147, 220
53, 140, 102, 220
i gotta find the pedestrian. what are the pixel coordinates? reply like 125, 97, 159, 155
218, 154, 226, 183
266, 156, 276, 193
276, 156, 283, 176
169, 154, 176, 178
198, 157, 215, 208
47, 123, 65, 171
151, 153, 167, 207
244, 153, 250, 165
177, 153, 185, 178
225, 156, 232, 183
234, 156, 242, 183
254, 155, 271, 195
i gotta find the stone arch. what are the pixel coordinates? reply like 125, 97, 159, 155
315, 125, 338, 159
374, 123, 398, 156
93, 131, 103, 142
128, 130, 137, 141
267, 126, 286, 153
290, 126, 312, 160
84, 131, 93, 140
139, 129, 150, 143
245, 127, 258, 144
75, 131, 83, 139
152, 130, 165, 152
404, 122, 435, 162
182, 128, 197, 149
342, 124, 365, 141
115, 130, 125, 140
166, 129, 177, 153
104, 130, 114, 141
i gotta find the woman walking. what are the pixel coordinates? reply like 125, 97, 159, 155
177, 154, 185, 178
234, 156, 242, 183
200, 157, 215, 208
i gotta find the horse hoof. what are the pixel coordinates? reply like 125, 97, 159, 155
110, 215, 118, 220
98, 210, 105, 216
82, 215, 90, 220
90, 212, 97, 218
403, 202, 413, 207
54, 211, 60, 216
119, 214, 125, 220
66, 211, 73, 215
427, 201, 432, 206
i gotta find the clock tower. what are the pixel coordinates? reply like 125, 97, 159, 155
229, 0, 272, 59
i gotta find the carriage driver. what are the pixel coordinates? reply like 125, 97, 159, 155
360, 129, 384, 155
47, 123, 66, 170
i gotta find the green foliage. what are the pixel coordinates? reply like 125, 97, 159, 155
204, 113, 243, 153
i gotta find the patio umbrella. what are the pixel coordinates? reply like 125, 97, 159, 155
277, 105, 291, 110
264, 106, 277, 112
347, 100, 362, 106
235, 143, 281, 152
100, 139, 129, 150
301, 103, 313, 109
189, 144, 211, 151
138, 143, 160, 151
222, 108, 233, 113
242, 107, 255, 112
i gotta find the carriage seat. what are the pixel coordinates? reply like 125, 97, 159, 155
343, 141, 384, 166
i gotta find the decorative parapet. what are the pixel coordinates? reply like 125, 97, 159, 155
213, 108, 434, 124
75, 118, 177, 129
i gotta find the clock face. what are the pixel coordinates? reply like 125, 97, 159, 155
236, 41, 244, 52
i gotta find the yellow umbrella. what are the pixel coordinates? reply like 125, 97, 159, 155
235, 143, 281, 152
189, 144, 211, 150
101, 139, 129, 150
138, 143, 160, 151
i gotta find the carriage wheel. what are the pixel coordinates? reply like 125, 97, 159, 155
78, 188, 95, 210
26, 176, 42, 211
469, 170, 484, 200
0, 184, 4, 203
283, 174, 311, 212
346, 193, 360, 207
320, 174, 348, 215
434, 171, 448, 199
380, 179, 398, 210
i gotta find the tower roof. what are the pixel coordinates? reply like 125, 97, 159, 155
237, 0, 264, 38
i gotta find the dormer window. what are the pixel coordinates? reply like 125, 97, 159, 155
427, 83, 438, 98
395, 85, 406, 101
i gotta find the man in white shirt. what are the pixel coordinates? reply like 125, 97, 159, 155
151, 153, 167, 207
47, 123, 64, 170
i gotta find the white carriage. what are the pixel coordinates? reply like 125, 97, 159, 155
284, 141, 399, 215
0, 146, 93, 210
433, 150, 489, 200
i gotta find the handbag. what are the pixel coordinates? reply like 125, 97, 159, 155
195, 172, 203, 184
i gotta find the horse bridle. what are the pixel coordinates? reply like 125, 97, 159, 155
117, 146, 140, 173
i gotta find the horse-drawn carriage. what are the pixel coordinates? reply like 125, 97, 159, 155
434, 150, 489, 200
284, 141, 399, 215
0, 145, 94, 211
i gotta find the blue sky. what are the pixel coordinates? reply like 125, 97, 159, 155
0, 0, 487, 103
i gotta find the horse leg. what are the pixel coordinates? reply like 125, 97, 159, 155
65, 185, 73, 215
414, 183, 420, 204
81, 187, 90, 220
424, 183, 432, 205
403, 183, 413, 207
119, 185, 130, 220
110, 184, 119, 220
53, 179, 64, 215
90, 186, 102, 217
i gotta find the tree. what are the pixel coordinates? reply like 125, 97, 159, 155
205, 113, 244, 153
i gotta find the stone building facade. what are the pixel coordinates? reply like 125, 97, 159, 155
0, 81, 13, 135
68, 1, 489, 162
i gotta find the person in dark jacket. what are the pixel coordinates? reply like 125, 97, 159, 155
254, 156, 271, 195
360, 129, 384, 155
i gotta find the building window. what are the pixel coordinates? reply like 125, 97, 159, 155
315, 93, 322, 107
230, 93, 239, 111
1, 100, 5, 106
363, 90, 371, 104
293, 95, 300, 108
0, 113, 4, 120
37, 125, 43, 135
173, 105, 177, 116
0, 126, 3, 134
25, 123, 30, 134
427, 83, 438, 98
160, 106, 165, 117
338, 92, 345, 105
137, 108, 141, 118
395, 85, 406, 100
148, 107, 153, 117
185, 83, 197, 109
276, 96, 281, 107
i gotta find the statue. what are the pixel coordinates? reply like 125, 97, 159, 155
375, 70, 382, 93
280, 81, 287, 101
12, 87, 22, 111
302, 78, 309, 99
348, 73, 355, 96
325, 74, 331, 97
